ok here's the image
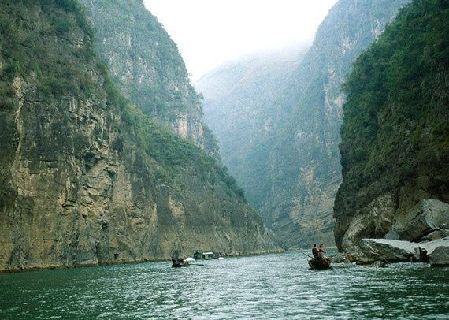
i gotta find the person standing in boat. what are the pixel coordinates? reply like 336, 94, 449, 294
312, 244, 319, 258
318, 243, 326, 259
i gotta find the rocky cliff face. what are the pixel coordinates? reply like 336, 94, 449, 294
78, 0, 219, 157
268, 0, 412, 248
335, 0, 449, 250
198, 0, 410, 247
0, 0, 277, 272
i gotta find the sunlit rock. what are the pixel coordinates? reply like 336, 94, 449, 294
430, 246, 449, 267
389, 199, 449, 242
347, 238, 449, 265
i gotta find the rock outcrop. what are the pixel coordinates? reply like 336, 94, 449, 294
335, 0, 449, 250
347, 238, 449, 265
430, 246, 449, 267
0, 0, 278, 272
342, 197, 449, 265
387, 199, 449, 242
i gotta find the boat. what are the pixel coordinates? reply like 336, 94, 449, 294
308, 257, 332, 270
202, 251, 215, 260
172, 258, 189, 268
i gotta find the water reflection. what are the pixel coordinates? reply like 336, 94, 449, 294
0, 251, 448, 319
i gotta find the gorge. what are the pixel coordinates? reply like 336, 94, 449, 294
0, 0, 448, 273
198, 0, 412, 247
1, 1, 449, 318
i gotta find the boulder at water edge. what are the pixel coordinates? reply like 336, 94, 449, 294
346, 238, 449, 264
430, 246, 449, 267
388, 199, 449, 242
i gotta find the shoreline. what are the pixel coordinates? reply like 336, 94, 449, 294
0, 248, 285, 274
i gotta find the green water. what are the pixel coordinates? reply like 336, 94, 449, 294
0, 251, 448, 319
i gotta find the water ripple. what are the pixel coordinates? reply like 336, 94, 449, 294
1, 251, 448, 319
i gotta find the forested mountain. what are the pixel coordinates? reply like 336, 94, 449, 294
0, 0, 277, 272
335, 0, 449, 250
79, 0, 219, 157
199, 0, 410, 247
197, 45, 308, 209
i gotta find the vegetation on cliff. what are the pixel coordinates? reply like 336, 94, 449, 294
0, 0, 274, 271
335, 0, 449, 248
78, 0, 218, 155
79, 0, 195, 116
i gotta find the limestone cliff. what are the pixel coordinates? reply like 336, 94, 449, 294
335, 0, 449, 250
0, 0, 277, 272
198, 0, 410, 247
78, 0, 219, 157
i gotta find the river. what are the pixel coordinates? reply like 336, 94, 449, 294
1, 250, 448, 319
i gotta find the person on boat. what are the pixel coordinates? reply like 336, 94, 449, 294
318, 243, 326, 260
172, 256, 188, 267
318, 243, 325, 254
312, 244, 319, 258
172, 258, 180, 267
319, 243, 332, 264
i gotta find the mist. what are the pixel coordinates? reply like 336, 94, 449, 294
144, 0, 337, 79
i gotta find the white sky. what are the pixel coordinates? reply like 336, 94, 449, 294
143, 0, 338, 80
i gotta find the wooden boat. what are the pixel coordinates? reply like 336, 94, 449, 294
172, 258, 189, 268
308, 257, 332, 270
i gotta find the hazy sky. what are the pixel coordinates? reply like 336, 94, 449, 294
143, 0, 338, 80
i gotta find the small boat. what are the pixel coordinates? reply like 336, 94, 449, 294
172, 258, 189, 268
308, 257, 332, 270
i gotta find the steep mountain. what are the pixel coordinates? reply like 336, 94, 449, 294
78, 0, 219, 157
197, 45, 308, 209
266, 0, 412, 247
199, 0, 410, 247
335, 0, 449, 250
0, 0, 277, 272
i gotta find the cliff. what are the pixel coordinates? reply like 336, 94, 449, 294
78, 0, 219, 157
335, 0, 449, 250
0, 0, 277, 272
197, 46, 308, 210
198, 0, 410, 247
